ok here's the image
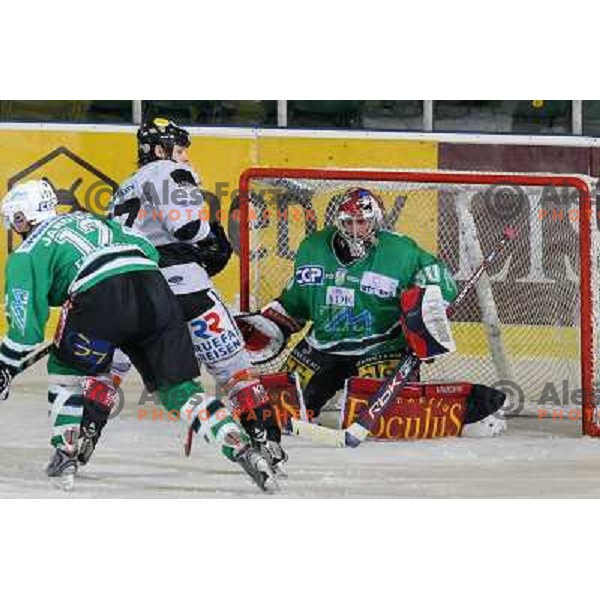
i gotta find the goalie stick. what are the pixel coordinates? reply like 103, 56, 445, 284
290, 226, 518, 448
1, 342, 52, 401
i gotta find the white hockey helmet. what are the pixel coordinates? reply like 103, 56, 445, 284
2, 179, 58, 231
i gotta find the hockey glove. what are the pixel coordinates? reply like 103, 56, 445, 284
0, 363, 14, 402
195, 221, 233, 277
261, 301, 304, 339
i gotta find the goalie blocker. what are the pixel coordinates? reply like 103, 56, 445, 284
399, 285, 456, 360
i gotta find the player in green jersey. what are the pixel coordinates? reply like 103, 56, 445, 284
0, 180, 276, 492
243, 187, 458, 419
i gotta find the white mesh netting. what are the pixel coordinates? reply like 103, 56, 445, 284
239, 169, 599, 431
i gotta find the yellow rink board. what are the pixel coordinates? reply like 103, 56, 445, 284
0, 129, 438, 340
0, 128, 581, 361
452, 322, 579, 359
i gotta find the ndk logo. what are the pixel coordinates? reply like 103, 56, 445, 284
295, 265, 324, 286
7, 146, 119, 250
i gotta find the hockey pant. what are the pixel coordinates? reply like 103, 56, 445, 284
102, 271, 280, 442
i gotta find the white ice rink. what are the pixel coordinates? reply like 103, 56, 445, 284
2, 360, 600, 498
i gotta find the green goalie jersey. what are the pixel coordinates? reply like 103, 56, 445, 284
2, 212, 159, 361
279, 228, 458, 356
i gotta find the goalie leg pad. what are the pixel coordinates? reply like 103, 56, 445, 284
227, 373, 270, 413
461, 383, 508, 437
356, 350, 421, 381
259, 372, 306, 432
463, 383, 507, 425
226, 373, 282, 443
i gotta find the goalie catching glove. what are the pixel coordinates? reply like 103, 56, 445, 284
235, 301, 303, 365
399, 285, 456, 360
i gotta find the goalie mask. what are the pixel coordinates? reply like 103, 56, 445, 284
2, 179, 58, 233
335, 188, 383, 259
137, 117, 191, 166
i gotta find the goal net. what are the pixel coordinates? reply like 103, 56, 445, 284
238, 167, 600, 436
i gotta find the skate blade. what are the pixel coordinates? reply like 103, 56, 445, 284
272, 466, 288, 480
184, 427, 193, 457
252, 462, 280, 494
262, 473, 280, 494
50, 472, 75, 492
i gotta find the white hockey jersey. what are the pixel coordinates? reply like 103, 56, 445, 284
109, 160, 213, 292
110, 160, 211, 247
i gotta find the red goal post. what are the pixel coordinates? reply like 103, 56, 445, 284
238, 167, 599, 436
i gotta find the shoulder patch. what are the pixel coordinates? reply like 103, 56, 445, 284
295, 265, 324, 286
360, 271, 399, 298
170, 168, 197, 187
10, 288, 29, 334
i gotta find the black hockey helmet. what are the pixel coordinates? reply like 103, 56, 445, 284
137, 117, 191, 166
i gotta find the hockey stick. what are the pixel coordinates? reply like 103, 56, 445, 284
17, 342, 53, 374
290, 226, 517, 448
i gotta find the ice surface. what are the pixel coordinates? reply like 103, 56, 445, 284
1, 362, 599, 498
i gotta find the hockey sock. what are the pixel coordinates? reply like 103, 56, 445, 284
159, 380, 250, 461
48, 377, 84, 453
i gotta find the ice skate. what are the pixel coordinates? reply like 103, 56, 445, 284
261, 440, 288, 479
234, 445, 279, 493
240, 418, 288, 478
46, 448, 77, 492
77, 422, 100, 466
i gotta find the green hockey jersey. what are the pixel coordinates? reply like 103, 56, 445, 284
2, 212, 159, 363
279, 228, 458, 356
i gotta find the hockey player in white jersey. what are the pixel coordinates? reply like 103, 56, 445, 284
80, 117, 286, 474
